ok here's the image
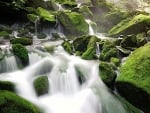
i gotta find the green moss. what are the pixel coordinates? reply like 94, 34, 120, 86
0, 31, 9, 38
100, 41, 118, 61
109, 14, 150, 37
117, 44, 150, 112
73, 35, 91, 52
12, 44, 29, 66
27, 14, 39, 23
33, 76, 49, 96
87, 36, 100, 48
58, 11, 89, 36
0, 90, 41, 113
81, 47, 95, 60
0, 81, 15, 92
53, 0, 76, 5
62, 40, 73, 54
111, 57, 121, 67
99, 61, 117, 88
37, 7, 56, 23
44, 46, 55, 53
79, 5, 93, 18
10, 38, 33, 45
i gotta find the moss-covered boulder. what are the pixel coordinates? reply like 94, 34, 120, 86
73, 35, 100, 55
0, 91, 41, 113
81, 47, 95, 60
10, 37, 33, 45
51, 33, 61, 40
100, 40, 118, 61
109, 14, 150, 37
12, 44, 29, 66
0, 81, 15, 92
73, 35, 91, 53
27, 14, 39, 23
58, 11, 89, 36
33, 76, 49, 96
116, 44, 150, 113
99, 61, 117, 88
37, 7, 56, 23
62, 40, 73, 54
78, 5, 93, 18
53, 0, 76, 5
110, 57, 121, 67
0, 31, 9, 39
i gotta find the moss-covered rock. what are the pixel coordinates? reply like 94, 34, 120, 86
78, 5, 93, 18
116, 46, 131, 58
110, 57, 121, 67
116, 44, 150, 113
10, 37, 33, 45
37, 7, 56, 23
0, 81, 15, 92
0, 91, 41, 113
73, 35, 91, 53
53, 0, 76, 5
100, 40, 118, 61
33, 76, 49, 96
81, 47, 95, 60
0, 31, 9, 39
27, 14, 39, 23
12, 44, 29, 66
51, 33, 61, 40
109, 14, 150, 37
58, 11, 89, 36
99, 61, 117, 88
0, 51, 5, 61
120, 34, 137, 50
62, 40, 73, 54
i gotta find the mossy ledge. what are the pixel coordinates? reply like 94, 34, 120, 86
0, 90, 42, 113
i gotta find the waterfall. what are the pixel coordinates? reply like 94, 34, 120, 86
86, 19, 95, 35
96, 42, 100, 58
0, 46, 134, 113
33, 16, 40, 40
0, 55, 18, 73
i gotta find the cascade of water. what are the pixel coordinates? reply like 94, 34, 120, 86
86, 19, 95, 35
0, 46, 134, 113
96, 42, 100, 58
0, 55, 18, 73
33, 16, 40, 40
56, 3, 64, 11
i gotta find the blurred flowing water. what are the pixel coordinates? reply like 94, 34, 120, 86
0, 46, 135, 113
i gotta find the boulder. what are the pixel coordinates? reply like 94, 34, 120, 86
0, 81, 15, 92
58, 11, 89, 36
10, 37, 33, 45
33, 76, 49, 96
12, 44, 29, 66
99, 61, 117, 89
100, 40, 118, 61
62, 40, 73, 54
116, 44, 150, 113
109, 14, 150, 37
0, 91, 41, 113
37, 7, 56, 23
81, 47, 96, 60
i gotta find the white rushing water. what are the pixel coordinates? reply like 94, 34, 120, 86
0, 46, 132, 113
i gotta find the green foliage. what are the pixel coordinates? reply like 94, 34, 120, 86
12, 44, 29, 66
11, 38, 33, 45
0, 81, 15, 92
37, 7, 56, 23
33, 76, 49, 96
62, 40, 73, 54
0, 90, 41, 113
58, 11, 89, 36
109, 14, 150, 37
81, 47, 95, 60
